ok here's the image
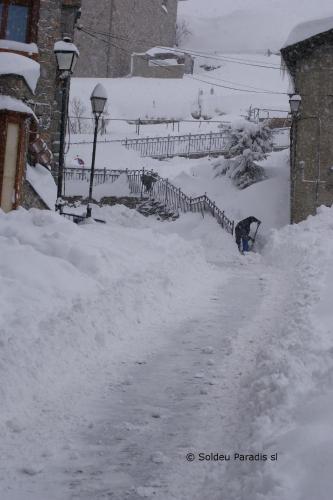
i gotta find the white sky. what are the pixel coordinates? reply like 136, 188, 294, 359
179, 0, 333, 20
178, 0, 333, 52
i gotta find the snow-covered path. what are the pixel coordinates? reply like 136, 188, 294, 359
3, 202, 333, 500
27, 261, 268, 500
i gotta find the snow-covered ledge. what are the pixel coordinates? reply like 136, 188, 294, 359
0, 95, 38, 121
0, 52, 40, 93
26, 164, 57, 210
0, 39, 38, 55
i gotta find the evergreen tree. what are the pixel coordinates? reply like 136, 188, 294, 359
214, 122, 273, 189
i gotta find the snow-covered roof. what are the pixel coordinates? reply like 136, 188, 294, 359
148, 59, 180, 67
283, 16, 333, 49
0, 40, 38, 54
146, 46, 182, 57
0, 52, 40, 93
0, 95, 38, 120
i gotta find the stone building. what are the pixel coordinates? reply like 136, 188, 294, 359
131, 47, 193, 78
0, 0, 81, 211
75, 0, 179, 77
281, 17, 333, 223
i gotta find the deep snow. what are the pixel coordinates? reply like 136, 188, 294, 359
1, 201, 333, 499
3, 3, 333, 496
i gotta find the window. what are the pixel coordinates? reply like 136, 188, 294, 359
0, 1, 33, 43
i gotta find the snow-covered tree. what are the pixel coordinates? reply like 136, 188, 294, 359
214, 122, 273, 189
69, 97, 87, 134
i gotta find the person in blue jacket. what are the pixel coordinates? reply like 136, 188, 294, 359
235, 216, 261, 253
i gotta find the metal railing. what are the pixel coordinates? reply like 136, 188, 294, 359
63, 167, 234, 234
70, 131, 232, 159
122, 131, 231, 158
70, 127, 289, 159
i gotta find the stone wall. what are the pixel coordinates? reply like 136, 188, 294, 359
75, 0, 178, 77
291, 44, 333, 223
0, 1, 80, 165
21, 179, 50, 210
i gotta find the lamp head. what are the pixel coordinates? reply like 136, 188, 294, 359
54, 37, 79, 75
90, 83, 108, 117
289, 94, 301, 116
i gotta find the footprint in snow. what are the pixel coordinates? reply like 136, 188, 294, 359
21, 464, 44, 476
201, 346, 214, 354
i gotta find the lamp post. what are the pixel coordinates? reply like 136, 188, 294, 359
54, 37, 79, 211
289, 94, 301, 117
86, 84, 108, 218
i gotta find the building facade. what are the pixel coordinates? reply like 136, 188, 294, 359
75, 0, 178, 77
281, 19, 333, 223
0, 0, 81, 211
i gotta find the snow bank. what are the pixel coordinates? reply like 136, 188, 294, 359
0, 207, 223, 433
156, 149, 290, 236
225, 206, 333, 500
70, 63, 288, 124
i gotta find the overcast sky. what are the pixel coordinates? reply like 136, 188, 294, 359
178, 0, 333, 52
179, 0, 333, 20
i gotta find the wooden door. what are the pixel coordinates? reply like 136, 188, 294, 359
1, 122, 19, 212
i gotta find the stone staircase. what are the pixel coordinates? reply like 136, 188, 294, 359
63, 195, 179, 221
136, 199, 179, 221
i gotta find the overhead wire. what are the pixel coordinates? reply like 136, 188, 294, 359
78, 27, 289, 95
79, 25, 281, 69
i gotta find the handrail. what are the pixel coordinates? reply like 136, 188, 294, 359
63, 167, 234, 234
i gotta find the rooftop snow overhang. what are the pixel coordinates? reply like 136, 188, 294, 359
0, 95, 38, 121
281, 24, 333, 77
0, 52, 40, 93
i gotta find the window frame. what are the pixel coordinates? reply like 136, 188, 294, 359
0, 0, 39, 44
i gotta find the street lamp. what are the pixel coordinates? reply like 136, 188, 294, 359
54, 37, 79, 211
289, 94, 302, 117
86, 84, 108, 218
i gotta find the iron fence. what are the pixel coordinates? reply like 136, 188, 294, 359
122, 132, 231, 158
63, 167, 234, 234
70, 127, 289, 159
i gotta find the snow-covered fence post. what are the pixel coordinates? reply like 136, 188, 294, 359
140, 167, 144, 199
187, 133, 192, 156
165, 179, 169, 205
103, 168, 106, 183
166, 135, 171, 158
209, 131, 213, 156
